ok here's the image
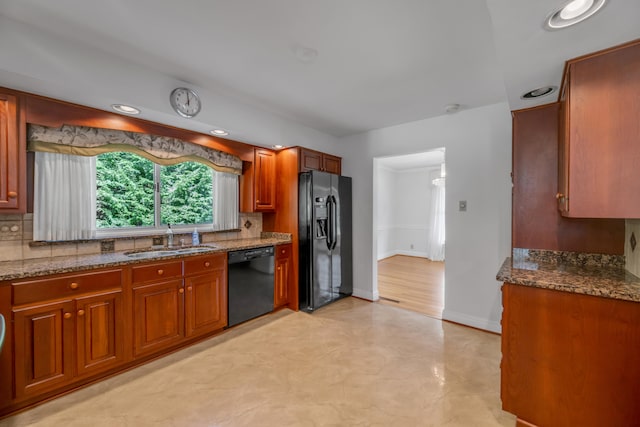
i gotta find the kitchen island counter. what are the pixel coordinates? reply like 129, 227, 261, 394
496, 249, 640, 303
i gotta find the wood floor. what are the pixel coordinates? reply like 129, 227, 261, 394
377, 255, 444, 319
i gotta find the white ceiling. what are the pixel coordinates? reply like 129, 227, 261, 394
0, 0, 638, 140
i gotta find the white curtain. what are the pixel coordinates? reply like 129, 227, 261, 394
426, 179, 445, 261
34, 152, 96, 241
213, 172, 239, 231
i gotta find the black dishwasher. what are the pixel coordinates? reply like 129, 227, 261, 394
227, 246, 275, 327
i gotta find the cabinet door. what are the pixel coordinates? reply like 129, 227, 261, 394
133, 279, 184, 358
185, 268, 227, 338
300, 148, 323, 172
322, 154, 341, 175
13, 299, 75, 399
274, 256, 290, 308
0, 92, 22, 211
75, 290, 125, 377
562, 41, 640, 218
254, 148, 276, 211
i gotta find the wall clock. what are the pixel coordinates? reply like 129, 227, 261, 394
170, 87, 201, 118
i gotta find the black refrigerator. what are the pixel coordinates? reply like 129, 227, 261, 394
299, 171, 353, 312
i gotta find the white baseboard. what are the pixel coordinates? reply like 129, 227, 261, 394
378, 250, 432, 260
396, 249, 429, 258
353, 288, 379, 301
442, 309, 501, 334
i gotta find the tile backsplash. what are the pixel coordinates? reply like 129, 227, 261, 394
625, 219, 640, 278
0, 212, 262, 262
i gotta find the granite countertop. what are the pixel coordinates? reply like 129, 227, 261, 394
0, 235, 291, 282
497, 249, 640, 303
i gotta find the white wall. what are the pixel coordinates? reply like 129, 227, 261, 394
376, 166, 438, 260
337, 102, 512, 333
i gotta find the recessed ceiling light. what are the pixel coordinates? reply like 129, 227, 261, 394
210, 129, 229, 136
521, 86, 557, 99
112, 104, 140, 115
545, 0, 606, 30
272, 145, 284, 149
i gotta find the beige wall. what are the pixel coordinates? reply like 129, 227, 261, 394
0, 212, 262, 262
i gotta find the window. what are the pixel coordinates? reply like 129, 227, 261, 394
96, 152, 217, 231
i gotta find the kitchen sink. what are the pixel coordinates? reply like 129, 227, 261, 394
124, 246, 216, 259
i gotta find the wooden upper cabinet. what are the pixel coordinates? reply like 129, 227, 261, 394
559, 39, 640, 218
299, 147, 341, 175
240, 148, 276, 212
0, 90, 25, 212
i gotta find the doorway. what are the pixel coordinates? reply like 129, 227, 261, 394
374, 149, 445, 318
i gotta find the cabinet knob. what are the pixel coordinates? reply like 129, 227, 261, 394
204, 262, 211, 267
281, 249, 285, 254
256, 199, 260, 203
277, 267, 281, 271
157, 269, 164, 275
179, 288, 184, 294
69, 282, 80, 290
187, 286, 193, 291
556, 192, 565, 200
63, 312, 72, 319
7, 191, 17, 199
77, 309, 85, 317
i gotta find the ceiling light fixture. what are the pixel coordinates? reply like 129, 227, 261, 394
272, 145, 284, 149
545, 0, 606, 30
444, 103, 460, 114
521, 86, 557, 99
112, 104, 140, 115
292, 44, 319, 64
210, 129, 229, 136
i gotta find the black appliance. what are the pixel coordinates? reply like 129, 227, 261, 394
299, 171, 353, 311
227, 246, 274, 327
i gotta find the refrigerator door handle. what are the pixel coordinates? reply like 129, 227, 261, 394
330, 195, 338, 250
327, 195, 332, 250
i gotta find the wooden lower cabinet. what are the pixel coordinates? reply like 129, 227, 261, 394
185, 271, 227, 337
133, 279, 185, 358
13, 299, 75, 400
3, 253, 231, 417
274, 244, 291, 308
501, 283, 640, 426
12, 289, 127, 400
75, 290, 125, 377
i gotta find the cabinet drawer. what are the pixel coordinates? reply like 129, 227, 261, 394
132, 261, 182, 283
184, 253, 226, 276
12, 269, 123, 306
276, 244, 291, 260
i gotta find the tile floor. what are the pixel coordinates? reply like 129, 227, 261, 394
0, 298, 515, 426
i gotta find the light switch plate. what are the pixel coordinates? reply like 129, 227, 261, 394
459, 201, 467, 212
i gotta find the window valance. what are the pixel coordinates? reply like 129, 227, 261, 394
27, 124, 243, 175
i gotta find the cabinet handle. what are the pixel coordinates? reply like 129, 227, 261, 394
256, 199, 260, 203
179, 288, 184, 294
204, 262, 211, 267
187, 286, 193, 291
7, 191, 17, 199
157, 269, 164, 275
277, 267, 281, 271
556, 193, 564, 200
281, 249, 285, 254
63, 312, 72, 319
77, 309, 85, 317
69, 282, 80, 290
